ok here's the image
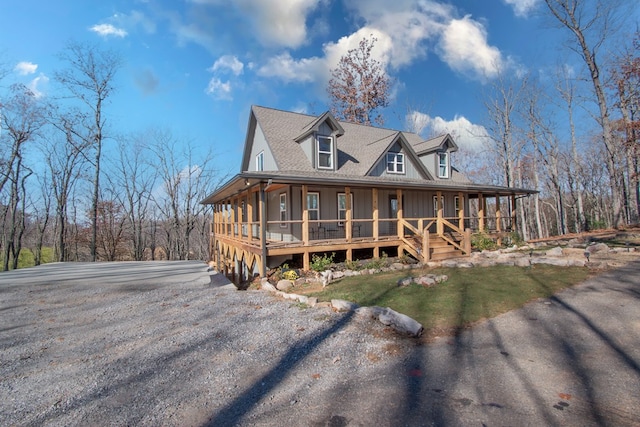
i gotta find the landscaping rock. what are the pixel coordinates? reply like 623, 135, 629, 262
378, 307, 424, 337
306, 297, 318, 307
546, 246, 563, 256
331, 299, 359, 312
276, 279, 293, 291
587, 243, 610, 253
397, 277, 413, 287
261, 281, 277, 292
416, 275, 436, 287
514, 257, 531, 267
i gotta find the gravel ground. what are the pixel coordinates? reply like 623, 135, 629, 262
0, 268, 412, 426
1, 261, 639, 427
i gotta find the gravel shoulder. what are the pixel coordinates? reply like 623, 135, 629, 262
1, 261, 639, 426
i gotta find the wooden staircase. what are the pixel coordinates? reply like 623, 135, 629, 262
399, 219, 471, 263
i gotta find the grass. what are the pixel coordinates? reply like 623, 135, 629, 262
304, 264, 593, 339
1, 247, 55, 270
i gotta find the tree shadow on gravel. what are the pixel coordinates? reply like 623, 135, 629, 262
204, 311, 354, 426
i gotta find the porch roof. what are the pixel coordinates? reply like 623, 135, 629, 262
200, 171, 537, 204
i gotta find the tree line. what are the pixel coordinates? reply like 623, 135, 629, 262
328, 0, 639, 241
0, 42, 223, 270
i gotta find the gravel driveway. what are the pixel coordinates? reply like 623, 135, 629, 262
1, 261, 639, 426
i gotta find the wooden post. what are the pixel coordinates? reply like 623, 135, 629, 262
259, 184, 267, 277
397, 189, 403, 257
422, 229, 430, 262
247, 192, 254, 242
458, 192, 465, 231
496, 195, 502, 232
372, 188, 379, 241
478, 193, 485, 232
345, 187, 352, 243
238, 195, 244, 241
464, 228, 472, 255
436, 191, 443, 236
511, 195, 517, 233
302, 185, 309, 245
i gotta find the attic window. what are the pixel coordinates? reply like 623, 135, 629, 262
438, 152, 449, 178
317, 136, 333, 170
386, 152, 405, 174
256, 151, 264, 171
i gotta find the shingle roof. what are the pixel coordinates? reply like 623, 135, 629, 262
251, 105, 470, 183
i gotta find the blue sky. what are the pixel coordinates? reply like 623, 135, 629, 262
1, 0, 634, 177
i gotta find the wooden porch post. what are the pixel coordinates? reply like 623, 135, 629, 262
238, 195, 244, 242
511, 195, 517, 233
397, 189, 403, 257
478, 193, 485, 232
345, 187, 353, 262
436, 190, 443, 236
259, 184, 267, 277
496, 195, 502, 232
302, 185, 310, 271
458, 192, 465, 231
496, 195, 502, 246
372, 188, 379, 258
247, 191, 254, 242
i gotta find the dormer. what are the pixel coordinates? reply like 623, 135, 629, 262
414, 134, 458, 180
295, 111, 344, 171
367, 132, 433, 179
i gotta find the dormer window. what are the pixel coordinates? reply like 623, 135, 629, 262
317, 136, 333, 169
256, 151, 264, 171
386, 152, 405, 174
438, 152, 449, 178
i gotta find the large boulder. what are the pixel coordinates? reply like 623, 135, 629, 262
276, 279, 293, 291
378, 307, 424, 337
546, 246, 563, 256
587, 243, 610, 254
331, 299, 359, 312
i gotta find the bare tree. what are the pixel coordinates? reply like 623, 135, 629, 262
55, 41, 122, 261
149, 129, 221, 260
543, 0, 629, 227
105, 133, 157, 260
327, 35, 390, 126
0, 84, 45, 269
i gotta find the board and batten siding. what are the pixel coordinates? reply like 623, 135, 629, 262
247, 123, 278, 171
368, 142, 423, 179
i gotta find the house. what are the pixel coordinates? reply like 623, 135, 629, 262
200, 105, 534, 283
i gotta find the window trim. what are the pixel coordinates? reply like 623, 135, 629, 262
386, 152, 405, 174
438, 152, 449, 178
279, 193, 287, 228
337, 193, 354, 226
256, 151, 264, 171
316, 135, 334, 170
307, 192, 320, 222
433, 195, 444, 217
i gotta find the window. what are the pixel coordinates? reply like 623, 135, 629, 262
317, 136, 333, 169
386, 152, 405, 174
256, 151, 264, 171
337, 193, 353, 226
307, 192, 319, 222
438, 152, 449, 178
454, 196, 461, 217
279, 193, 287, 228
433, 195, 444, 217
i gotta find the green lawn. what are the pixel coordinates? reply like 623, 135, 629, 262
1, 247, 55, 270
306, 264, 593, 338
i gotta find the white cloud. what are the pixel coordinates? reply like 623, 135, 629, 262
14, 61, 38, 75
406, 111, 489, 151
235, 0, 323, 48
256, 1, 517, 86
90, 23, 128, 38
210, 55, 244, 76
438, 15, 504, 80
502, 0, 539, 17
205, 77, 233, 100
257, 52, 323, 83
27, 73, 50, 99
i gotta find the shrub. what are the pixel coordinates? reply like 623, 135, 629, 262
282, 269, 299, 281
310, 253, 335, 272
471, 232, 497, 251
